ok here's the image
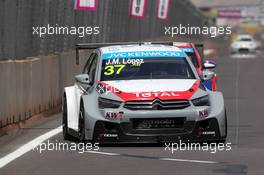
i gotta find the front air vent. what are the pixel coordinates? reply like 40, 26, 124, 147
124, 98, 190, 110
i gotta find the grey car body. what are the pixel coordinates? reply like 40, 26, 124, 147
62, 43, 227, 143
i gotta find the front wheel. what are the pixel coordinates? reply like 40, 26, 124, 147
62, 95, 71, 140
78, 103, 86, 142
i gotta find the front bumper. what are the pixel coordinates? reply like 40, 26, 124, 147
231, 47, 256, 53
92, 118, 223, 143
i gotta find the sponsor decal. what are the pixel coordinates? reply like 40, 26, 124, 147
218, 9, 241, 19
133, 92, 180, 98
105, 111, 123, 120
102, 51, 185, 59
157, 0, 170, 20
202, 131, 216, 135
203, 79, 212, 90
96, 83, 106, 94
198, 128, 216, 136
98, 80, 200, 101
103, 134, 118, 138
134, 118, 184, 129
108, 47, 121, 52
198, 109, 209, 118
129, 0, 146, 18
180, 48, 194, 53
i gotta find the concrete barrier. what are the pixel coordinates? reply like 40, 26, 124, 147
30, 58, 42, 115
0, 50, 86, 128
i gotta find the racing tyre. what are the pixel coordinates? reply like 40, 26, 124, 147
223, 109, 228, 140
217, 109, 227, 144
62, 95, 71, 140
78, 102, 86, 142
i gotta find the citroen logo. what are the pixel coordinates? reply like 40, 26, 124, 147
151, 98, 163, 109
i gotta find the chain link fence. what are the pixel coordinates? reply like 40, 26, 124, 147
0, 0, 206, 128
0, 0, 206, 60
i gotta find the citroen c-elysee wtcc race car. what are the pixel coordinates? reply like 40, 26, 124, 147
62, 42, 227, 143
173, 42, 217, 91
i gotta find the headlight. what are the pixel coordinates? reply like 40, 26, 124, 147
249, 43, 256, 48
231, 43, 238, 48
192, 95, 210, 106
98, 97, 121, 109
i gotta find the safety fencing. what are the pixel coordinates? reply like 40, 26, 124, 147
0, 0, 206, 128
0, 0, 205, 59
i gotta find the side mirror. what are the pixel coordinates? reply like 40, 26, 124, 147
202, 70, 214, 81
203, 60, 216, 69
75, 74, 90, 85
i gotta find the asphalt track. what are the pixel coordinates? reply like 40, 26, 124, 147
1, 46, 264, 175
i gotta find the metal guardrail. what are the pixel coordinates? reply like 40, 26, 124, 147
0, 0, 205, 60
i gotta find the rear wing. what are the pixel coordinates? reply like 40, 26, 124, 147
75, 42, 204, 65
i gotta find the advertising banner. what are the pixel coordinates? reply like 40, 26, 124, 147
218, 9, 241, 19
75, 0, 98, 10
130, 0, 146, 18
157, 0, 170, 20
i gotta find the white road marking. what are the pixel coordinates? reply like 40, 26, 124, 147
87, 151, 120, 156
0, 124, 219, 168
160, 158, 218, 164
86, 151, 218, 164
0, 126, 62, 168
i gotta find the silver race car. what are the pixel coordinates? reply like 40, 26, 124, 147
62, 42, 227, 143
230, 34, 258, 54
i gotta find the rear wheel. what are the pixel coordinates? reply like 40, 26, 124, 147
62, 95, 71, 140
224, 110, 228, 138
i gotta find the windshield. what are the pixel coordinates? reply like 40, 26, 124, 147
100, 57, 195, 81
239, 38, 252, 42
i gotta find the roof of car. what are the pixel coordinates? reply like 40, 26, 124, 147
99, 44, 182, 54
172, 42, 192, 47
237, 34, 253, 39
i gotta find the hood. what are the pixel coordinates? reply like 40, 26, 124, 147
99, 79, 200, 101
233, 41, 255, 46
